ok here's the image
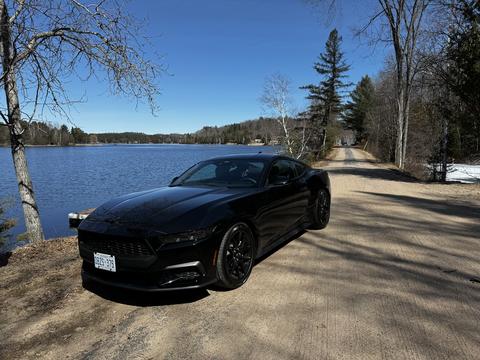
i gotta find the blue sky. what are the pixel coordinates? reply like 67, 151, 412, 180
65, 0, 387, 134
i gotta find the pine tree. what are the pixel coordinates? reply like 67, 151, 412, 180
344, 75, 375, 142
302, 29, 351, 155
446, 0, 480, 155
304, 29, 351, 125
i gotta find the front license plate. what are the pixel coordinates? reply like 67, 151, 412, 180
94, 252, 116, 272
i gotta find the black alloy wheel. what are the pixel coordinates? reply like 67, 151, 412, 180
216, 222, 255, 289
311, 188, 330, 230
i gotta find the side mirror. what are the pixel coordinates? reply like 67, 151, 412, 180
170, 176, 179, 185
269, 176, 289, 186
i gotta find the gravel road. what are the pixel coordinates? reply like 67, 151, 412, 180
1, 146, 479, 359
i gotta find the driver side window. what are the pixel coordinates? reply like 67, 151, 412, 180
268, 160, 296, 185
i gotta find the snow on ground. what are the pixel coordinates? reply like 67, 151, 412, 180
447, 164, 480, 183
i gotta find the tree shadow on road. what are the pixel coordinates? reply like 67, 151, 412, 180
359, 191, 480, 221
252, 189, 480, 358
327, 166, 418, 183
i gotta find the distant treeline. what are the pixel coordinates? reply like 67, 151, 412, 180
0, 121, 91, 146
0, 117, 283, 146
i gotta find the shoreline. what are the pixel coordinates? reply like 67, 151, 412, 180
0, 143, 270, 148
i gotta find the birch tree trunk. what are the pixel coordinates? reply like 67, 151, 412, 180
440, 115, 449, 182
395, 117, 404, 168
0, 1, 45, 242
395, 84, 405, 169
401, 96, 410, 169
279, 115, 294, 156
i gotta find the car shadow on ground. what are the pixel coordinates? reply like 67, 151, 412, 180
255, 230, 306, 265
83, 280, 210, 306
209, 229, 307, 292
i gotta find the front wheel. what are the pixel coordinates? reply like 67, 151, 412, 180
216, 222, 255, 289
310, 188, 330, 230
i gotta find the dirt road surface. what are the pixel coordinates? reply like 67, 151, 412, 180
1, 147, 479, 359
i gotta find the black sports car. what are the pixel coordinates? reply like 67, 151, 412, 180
78, 153, 330, 291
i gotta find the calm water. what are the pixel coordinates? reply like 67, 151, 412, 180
0, 144, 276, 251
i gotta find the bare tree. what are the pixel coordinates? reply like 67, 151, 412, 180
365, 66, 413, 162
260, 73, 309, 159
0, 0, 163, 243
375, 0, 432, 169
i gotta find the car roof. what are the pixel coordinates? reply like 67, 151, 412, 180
206, 152, 282, 162
204, 153, 311, 166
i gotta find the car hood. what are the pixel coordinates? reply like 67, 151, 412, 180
80, 185, 254, 231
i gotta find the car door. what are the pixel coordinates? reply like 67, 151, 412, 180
256, 159, 299, 248
289, 160, 311, 224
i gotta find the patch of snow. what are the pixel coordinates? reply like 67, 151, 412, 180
447, 164, 480, 184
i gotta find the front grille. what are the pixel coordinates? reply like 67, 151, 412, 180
79, 231, 152, 257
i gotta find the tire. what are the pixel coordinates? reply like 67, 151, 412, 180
216, 222, 255, 289
310, 188, 330, 230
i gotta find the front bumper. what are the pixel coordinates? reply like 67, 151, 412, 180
78, 229, 222, 292
81, 261, 217, 292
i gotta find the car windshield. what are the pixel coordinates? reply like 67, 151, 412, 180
172, 158, 267, 188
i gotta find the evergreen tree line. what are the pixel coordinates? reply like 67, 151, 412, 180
0, 118, 284, 146
0, 121, 91, 146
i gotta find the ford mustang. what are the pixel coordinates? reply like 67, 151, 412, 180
77, 153, 330, 291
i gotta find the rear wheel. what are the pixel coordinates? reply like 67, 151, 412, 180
310, 188, 330, 230
216, 222, 255, 289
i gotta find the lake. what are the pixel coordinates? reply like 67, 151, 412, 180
0, 144, 276, 251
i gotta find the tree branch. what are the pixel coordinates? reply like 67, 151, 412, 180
8, 0, 25, 25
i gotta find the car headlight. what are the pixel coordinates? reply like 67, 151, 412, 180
149, 227, 216, 250
163, 228, 213, 244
